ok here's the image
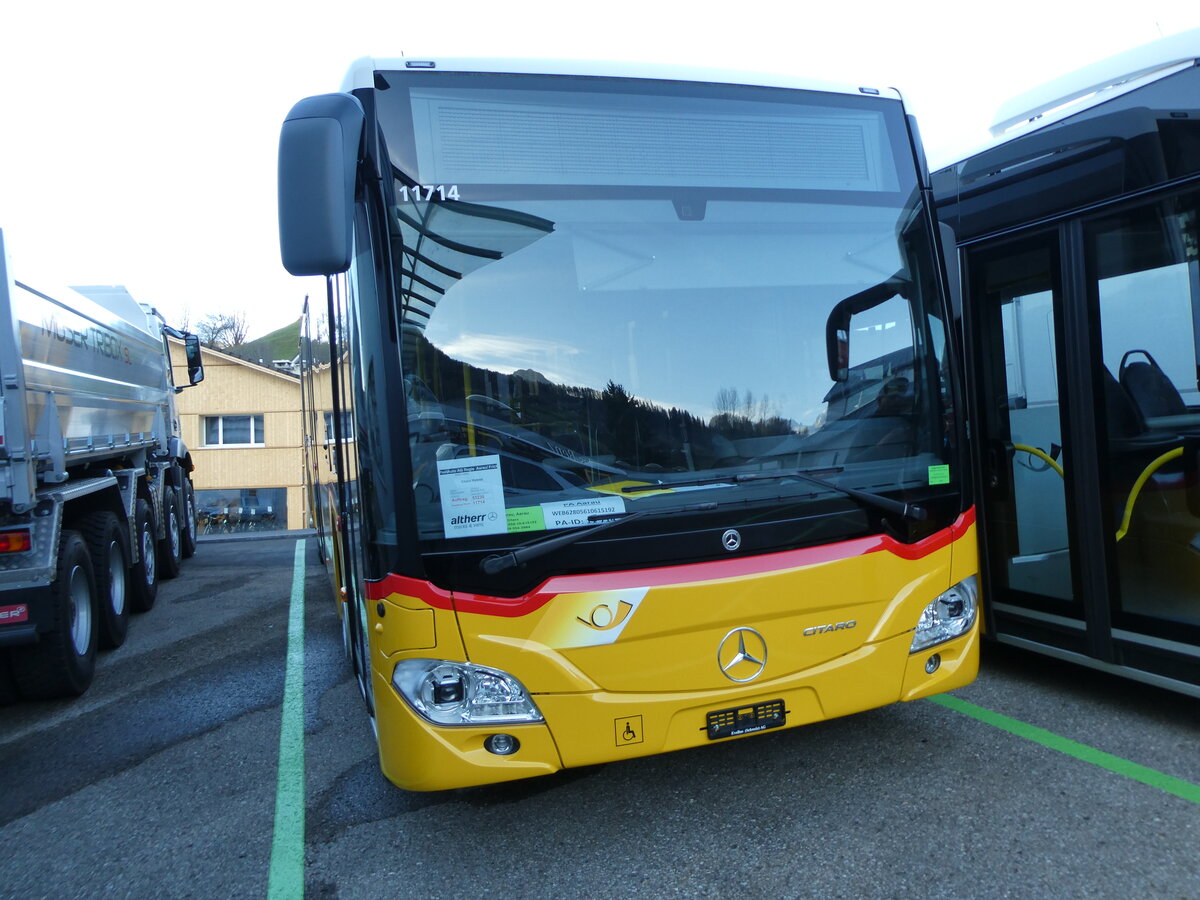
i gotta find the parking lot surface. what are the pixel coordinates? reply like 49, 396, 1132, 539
1, 536, 1196, 898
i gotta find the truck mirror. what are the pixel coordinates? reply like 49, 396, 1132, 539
184, 333, 204, 385
278, 92, 365, 276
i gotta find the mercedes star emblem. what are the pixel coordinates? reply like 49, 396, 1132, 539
717, 627, 768, 683
721, 529, 742, 552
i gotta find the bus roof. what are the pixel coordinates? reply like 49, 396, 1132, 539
991, 28, 1200, 138
933, 28, 1200, 172
339, 56, 903, 103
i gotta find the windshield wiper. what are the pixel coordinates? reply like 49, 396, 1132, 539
479, 502, 716, 574
622, 467, 927, 521
480, 467, 928, 575
791, 469, 927, 521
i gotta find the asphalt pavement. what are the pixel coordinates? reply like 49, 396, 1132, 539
1, 535, 1196, 899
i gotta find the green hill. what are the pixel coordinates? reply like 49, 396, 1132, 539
228, 320, 326, 370
231, 319, 302, 368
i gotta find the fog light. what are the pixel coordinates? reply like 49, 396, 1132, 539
925, 654, 941, 674
485, 733, 520, 756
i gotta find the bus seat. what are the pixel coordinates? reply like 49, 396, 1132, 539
1119, 349, 1186, 420
1103, 366, 1145, 439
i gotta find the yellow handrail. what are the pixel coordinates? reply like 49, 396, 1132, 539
1114, 447, 1183, 542
1010, 443, 1185, 542
1012, 443, 1064, 477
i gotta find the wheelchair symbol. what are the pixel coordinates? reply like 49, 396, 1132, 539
614, 715, 644, 746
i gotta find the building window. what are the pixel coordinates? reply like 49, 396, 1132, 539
323, 410, 354, 444
204, 415, 265, 447
195, 488, 287, 533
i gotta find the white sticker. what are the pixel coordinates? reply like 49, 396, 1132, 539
437, 454, 507, 537
541, 495, 626, 530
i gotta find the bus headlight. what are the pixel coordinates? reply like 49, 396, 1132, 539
392, 659, 545, 726
910, 576, 978, 653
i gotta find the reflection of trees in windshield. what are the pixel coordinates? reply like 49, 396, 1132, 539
600, 380, 737, 471
408, 335, 811, 475
710, 387, 802, 440
407, 298, 937, 490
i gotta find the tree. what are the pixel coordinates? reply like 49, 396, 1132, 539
196, 311, 248, 350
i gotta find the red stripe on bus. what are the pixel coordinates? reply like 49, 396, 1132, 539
366, 508, 976, 618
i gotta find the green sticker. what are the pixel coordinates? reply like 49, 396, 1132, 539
506, 506, 545, 533
928, 464, 951, 485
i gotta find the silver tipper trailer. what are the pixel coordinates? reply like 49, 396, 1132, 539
0, 228, 204, 700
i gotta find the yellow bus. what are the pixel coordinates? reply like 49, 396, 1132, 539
280, 57, 980, 791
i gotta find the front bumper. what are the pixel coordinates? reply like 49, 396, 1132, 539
373, 623, 979, 792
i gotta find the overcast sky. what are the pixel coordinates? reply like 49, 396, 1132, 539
3, 1, 1199, 339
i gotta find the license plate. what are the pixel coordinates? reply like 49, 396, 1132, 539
706, 699, 786, 740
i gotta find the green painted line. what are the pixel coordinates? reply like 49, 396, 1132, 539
929, 693, 1200, 805
268, 540, 308, 899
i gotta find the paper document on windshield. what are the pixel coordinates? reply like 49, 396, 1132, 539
437, 454, 507, 537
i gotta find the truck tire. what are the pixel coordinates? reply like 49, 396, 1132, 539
81, 510, 130, 649
10, 530, 98, 699
180, 479, 198, 559
158, 487, 183, 580
129, 497, 159, 612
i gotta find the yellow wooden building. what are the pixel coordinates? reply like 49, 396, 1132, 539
169, 341, 308, 532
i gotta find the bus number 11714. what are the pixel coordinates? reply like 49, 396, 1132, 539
399, 184, 461, 202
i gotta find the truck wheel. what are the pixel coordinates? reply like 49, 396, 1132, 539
129, 498, 159, 612
180, 479, 198, 559
10, 530, 98, 699
81, 511, 130, 649
158, 487, 183, 580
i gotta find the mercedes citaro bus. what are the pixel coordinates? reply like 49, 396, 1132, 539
934, 29, 1200, 698
279, 57, 979, 791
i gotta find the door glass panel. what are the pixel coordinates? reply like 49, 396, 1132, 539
1088, 197, 1200, 633
972, 240, 1075, 606
1001, 289, 1072, 599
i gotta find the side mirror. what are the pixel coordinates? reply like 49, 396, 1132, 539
826, 308, 851, 383
184, 333, 204, 385
278, 93, 365, 276
825, 273, 910, 383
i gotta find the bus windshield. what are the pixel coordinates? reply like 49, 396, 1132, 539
373, 73, 956, 548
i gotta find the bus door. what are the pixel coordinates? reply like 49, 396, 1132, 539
1084, 195, 1200, 677
966, 234, 1101, 657
969, 206, 1200, 680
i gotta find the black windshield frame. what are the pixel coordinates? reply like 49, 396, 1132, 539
351, 70, 963, 593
